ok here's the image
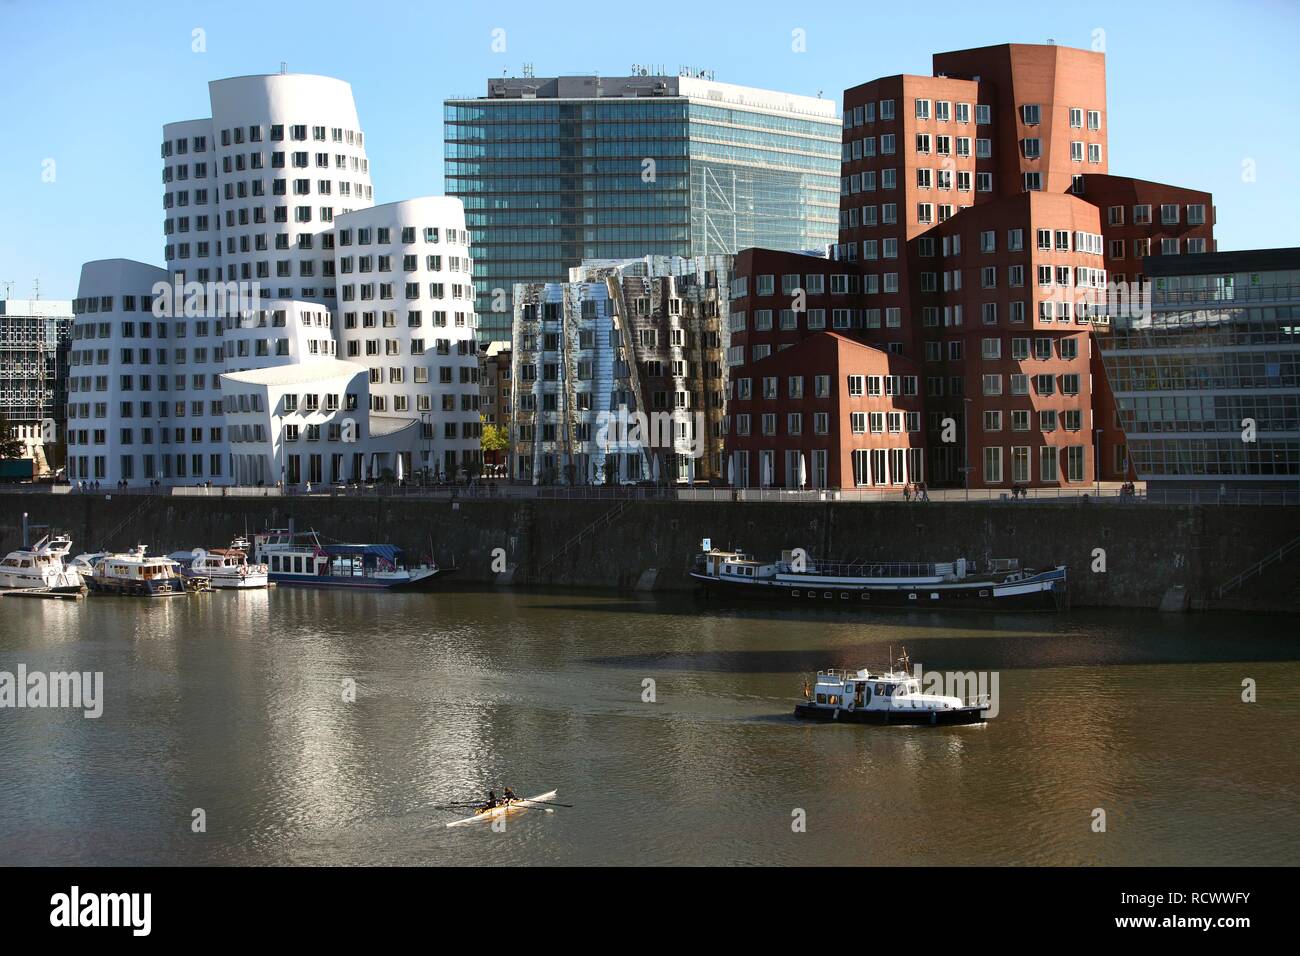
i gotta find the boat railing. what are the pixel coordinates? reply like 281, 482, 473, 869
781, 559, 941, 578
816, 668, 854, 682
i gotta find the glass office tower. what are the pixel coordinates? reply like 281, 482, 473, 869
1097, 248, 1300, 493
445, 74, 840, 343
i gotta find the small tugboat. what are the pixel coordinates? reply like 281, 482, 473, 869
795, 649, 990, 726
250, 529, 452, 590
83, 545, 207, 597
0, 534, 86, 593
691, 544, 1067, 611
171, 538, 269, 590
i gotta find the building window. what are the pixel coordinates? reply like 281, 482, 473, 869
983, 446, 1003, 483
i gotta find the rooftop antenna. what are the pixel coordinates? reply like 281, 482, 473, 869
522, 62, 534, 78
32, 278, 40, 300
0, 280, 13, 300
280, 61, 287, 74
1046, 37, 1056, 45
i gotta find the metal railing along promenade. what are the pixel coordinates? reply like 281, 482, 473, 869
8, 481, 1296, 506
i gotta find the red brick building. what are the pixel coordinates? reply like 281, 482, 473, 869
725, 43, 1215, 490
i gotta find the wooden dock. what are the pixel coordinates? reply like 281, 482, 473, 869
0, 588, 86, 601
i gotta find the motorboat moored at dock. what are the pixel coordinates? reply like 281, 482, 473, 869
251, 529, 453, 590
0, 534, 85, 594
171, 538, 269, 589
82, 545, 206, 597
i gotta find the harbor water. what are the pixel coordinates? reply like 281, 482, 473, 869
1, 588, 1297, 866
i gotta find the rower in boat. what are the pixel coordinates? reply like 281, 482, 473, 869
481, 790, 499, 812
503, 787, 517, 805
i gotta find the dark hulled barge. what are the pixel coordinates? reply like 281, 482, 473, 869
691, 547, 1067, 611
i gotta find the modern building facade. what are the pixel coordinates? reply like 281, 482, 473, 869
68, 72, 478, 488
445, 74, 840, 342
510, 255, 729, 484
0, 298, 72, 474
1097, 247, 1300, 492
726, 42, 1216, 490
333, 198, 481, 478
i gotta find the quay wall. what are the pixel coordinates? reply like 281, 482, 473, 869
1, 492, 1296, 612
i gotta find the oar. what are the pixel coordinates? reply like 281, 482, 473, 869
519, 800, 575, 808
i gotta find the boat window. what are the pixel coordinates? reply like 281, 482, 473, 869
979, 589, 990, 597
823, 592, 832, 599
828, 695, 839, 705
816, 693, 826, 704
791, 590, 800, 597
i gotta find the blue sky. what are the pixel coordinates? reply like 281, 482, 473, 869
2, 0, 1296, 300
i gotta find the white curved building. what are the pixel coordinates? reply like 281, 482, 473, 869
69, 259, 175, 485
333, 198, 480, 478
221, 359, 417, 486
68, 72, 476, 489
163, 73, 374, 303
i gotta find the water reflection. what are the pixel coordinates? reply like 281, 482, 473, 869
0, 589, 1296, 865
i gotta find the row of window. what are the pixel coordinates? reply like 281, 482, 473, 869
338, 255, 468, 275
164, 175, 369, 206
1107, 204, 1209, 226
842, 133, 991, 163
842, 100, 991, 129
980, 444, 1089, 483
339, 283, 472, 303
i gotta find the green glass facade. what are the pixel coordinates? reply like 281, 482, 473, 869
445, 84, 839, 343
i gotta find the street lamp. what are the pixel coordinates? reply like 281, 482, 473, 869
962, 397, 973, 501
1094, 427, 1103, 496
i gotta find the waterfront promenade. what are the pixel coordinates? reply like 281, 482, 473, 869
2, 488, 1296, 613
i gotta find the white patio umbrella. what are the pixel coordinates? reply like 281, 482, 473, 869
727, 454, 734, 487
652, 454, 661, 483
799, 453, 808, 489
396, 454, 404, 482
763, 455, 773, 488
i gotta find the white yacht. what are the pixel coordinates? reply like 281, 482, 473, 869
83, 545, 201, 597
0, 535, 85, 593
172, 539, 269, 590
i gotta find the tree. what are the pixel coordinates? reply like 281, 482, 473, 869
0, 412, 26, 459
481, 422, 509, 455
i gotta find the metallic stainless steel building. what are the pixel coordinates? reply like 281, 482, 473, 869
1097, 248, 1300, 492
445, 74, 839, 343
510, 255, 730, 485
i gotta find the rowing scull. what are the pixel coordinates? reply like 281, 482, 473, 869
444, 790, 559, 828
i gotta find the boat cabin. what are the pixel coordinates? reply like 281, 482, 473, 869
811, 669, 923, 710
100, 547, 182, 581
700, 549, 779, 581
